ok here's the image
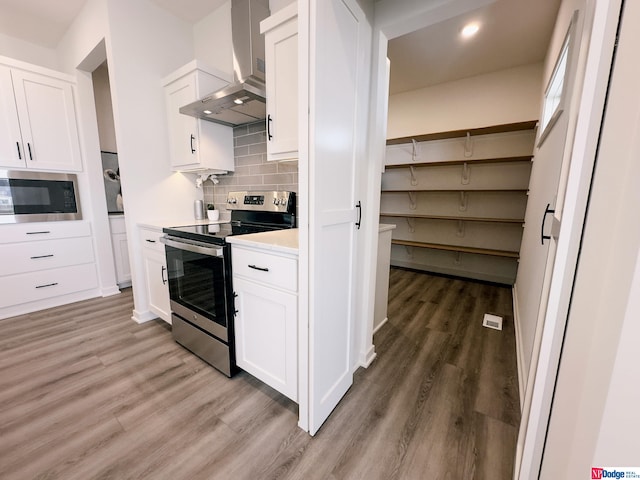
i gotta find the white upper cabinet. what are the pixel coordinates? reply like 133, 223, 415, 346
163, 61, 234, 173
261, 4, 298, 162
0, 64, 82, 172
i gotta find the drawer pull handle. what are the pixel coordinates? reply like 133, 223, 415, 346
30, 254, 54, 259
26, 231, 51, 235
146, 239, 156, 243
35, 282, 58, 289
248, 264, 269, 272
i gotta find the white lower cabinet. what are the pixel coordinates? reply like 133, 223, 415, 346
232, 245, 298, 401
0, 221, 98, 317
108, 216, 131, 287
139, 226, 170, 323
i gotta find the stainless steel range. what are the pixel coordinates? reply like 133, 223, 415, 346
161, 191, 296, 376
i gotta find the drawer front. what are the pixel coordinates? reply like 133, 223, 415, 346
0, 263, 98, 308
0, 237, 95, 277
0, 221, 91, 244
232, 246, 297, 292
139, 227, 165, 253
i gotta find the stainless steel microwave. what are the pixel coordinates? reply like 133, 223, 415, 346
0, 170, 82, 224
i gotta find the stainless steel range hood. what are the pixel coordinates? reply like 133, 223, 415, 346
180, 0, 270, 127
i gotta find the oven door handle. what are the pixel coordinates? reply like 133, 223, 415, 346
160, 237, 224, 257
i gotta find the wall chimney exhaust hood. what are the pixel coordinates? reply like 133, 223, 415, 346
180, 0, 270, 127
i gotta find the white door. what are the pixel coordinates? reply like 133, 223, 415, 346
306, 0, 370, 435
515, 1, 620, 476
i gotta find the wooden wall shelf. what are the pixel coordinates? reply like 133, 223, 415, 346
379, 212, 524, 224
384, 155, 533, 169
391, 239, 520, 258
386, 120, 538, 145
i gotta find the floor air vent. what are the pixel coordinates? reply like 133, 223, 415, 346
482, 313, 503, 331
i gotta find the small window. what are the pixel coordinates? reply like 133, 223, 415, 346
538, 11, 577, 146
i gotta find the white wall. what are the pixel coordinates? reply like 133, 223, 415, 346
387, 63, 543, 138
0, 32, 59, 70
269, 0, 295, 14
54, 0, 219, 319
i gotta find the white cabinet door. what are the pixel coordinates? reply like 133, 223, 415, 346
165, 75, 201, 170
262, 6, 298, 161
112, 232, 131, 285
143, 248, 170, 323
11, 69, 82, 171
234, 276, 298, 401
0, 65, 24, 168
163, 65, 234, 173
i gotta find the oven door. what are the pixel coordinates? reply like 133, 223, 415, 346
162, 236, 229, 341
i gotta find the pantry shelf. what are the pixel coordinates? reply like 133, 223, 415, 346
391, 239, 520, 259
379, 212, 524, 224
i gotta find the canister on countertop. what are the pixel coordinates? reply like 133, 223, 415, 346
194, 200, 205, 220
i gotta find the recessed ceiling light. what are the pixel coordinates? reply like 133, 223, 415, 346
461, 23, 480, 39
234, 98, 244, 105
203, 109, 212, 115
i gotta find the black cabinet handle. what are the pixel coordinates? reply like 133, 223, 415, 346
35, 282, 58, 289
16, 142, 21, 160
248, 264, 269, 272
355, 201, 362, 230
26, 231, 51, 235
161, 266, 167, 285
267, 114, 273, 141
190, 134, 196, 154
27, 143, 33, 160
541, 203, 555, 245
146, 239, 156, 243
30, 254, 54, 259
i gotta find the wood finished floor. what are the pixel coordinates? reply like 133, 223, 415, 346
0, 268, 519, 480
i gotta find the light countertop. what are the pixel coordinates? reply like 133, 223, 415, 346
227, 228, 298, 255
138, 219, 227, 231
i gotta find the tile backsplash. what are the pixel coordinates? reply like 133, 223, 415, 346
203, 121, 298, 221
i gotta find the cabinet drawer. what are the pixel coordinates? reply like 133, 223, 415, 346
0, 221, 91, 244
139, 227, 165, 253
232, 246, 297, 292
0, 263, 98, 308
0, 237, 95, 277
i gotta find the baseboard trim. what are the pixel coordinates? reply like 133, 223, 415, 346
101, 286, 121, 297
132, 310, 157, 324
359, 345, 377, 369
512, 283, 526, 412
373, 316, 388, 335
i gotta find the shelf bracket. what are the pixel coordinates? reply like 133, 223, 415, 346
404, 245, 413, 257
408, 191, 417, 210
459, 191, 468, 212
412, 139, 420, 162
464, 131, 473, 157
454, 251, 462, 265
406, 217, 416, 233
461, 162, 471, 185
456, 220, 465, 238
409, 165, 418, 186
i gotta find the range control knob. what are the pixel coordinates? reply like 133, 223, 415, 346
228, 197, 237, 204
273, 198, 279, 205
279, 198, 287, 206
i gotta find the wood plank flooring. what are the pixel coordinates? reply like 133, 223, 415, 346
0, 268, 519, 480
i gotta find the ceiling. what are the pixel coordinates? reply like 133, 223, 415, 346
0, 0, 560, 95
0, 0, 227, 47
387, 0, 561, 94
